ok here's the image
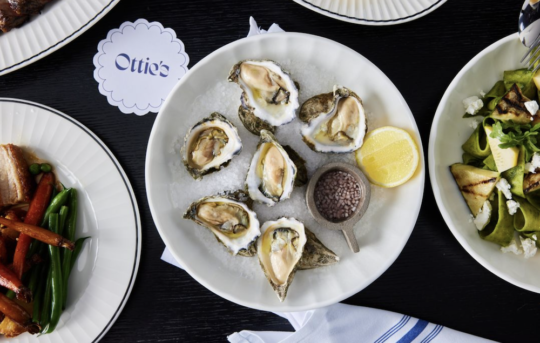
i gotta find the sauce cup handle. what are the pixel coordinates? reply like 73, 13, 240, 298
342, 227, 359, 253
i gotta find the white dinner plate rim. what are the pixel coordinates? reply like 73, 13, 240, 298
146, 32, 425, 311
292, 0, 447, 26
427, 33, 540, 293
0, 98, 142, 341
0, 0, 120, 76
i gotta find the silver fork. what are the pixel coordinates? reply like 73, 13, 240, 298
519, 0, 540, 72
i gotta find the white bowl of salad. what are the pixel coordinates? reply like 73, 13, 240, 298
430, 33, 540, 292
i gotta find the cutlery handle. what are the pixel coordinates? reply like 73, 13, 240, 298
342, 228, 359, 253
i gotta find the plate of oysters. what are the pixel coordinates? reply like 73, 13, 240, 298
146, 32, 425, 311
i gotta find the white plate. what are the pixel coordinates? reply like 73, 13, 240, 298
0, 0, 120, 76
146, 32, 425, 312
429, 33, 540, 293
292, 0, 447, 25
0, 99, 141, 342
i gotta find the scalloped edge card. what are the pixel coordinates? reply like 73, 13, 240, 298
93, 19, 189, 115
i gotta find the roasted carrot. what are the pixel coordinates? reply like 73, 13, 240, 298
0, 239, 7, 265
0, 263, 31, 303
13, 173, 54, 279
0, 219, 74, 251
2, 211, 21, 242
0, 293, 39, 334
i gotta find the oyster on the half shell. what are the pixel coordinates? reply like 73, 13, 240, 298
228, 60, 299, 135
257, 217, 307, 302
300, 86, 367, 153
246, 130, 305, 206
182, 112, 242, 180
183, 191, 260, 256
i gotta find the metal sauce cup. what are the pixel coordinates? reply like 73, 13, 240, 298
305, 162, 371, 253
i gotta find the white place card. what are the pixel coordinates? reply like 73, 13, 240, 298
93, 19, 190, 115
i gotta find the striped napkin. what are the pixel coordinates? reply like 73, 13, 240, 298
227, 304, 494, 343
161, 17, 495, 343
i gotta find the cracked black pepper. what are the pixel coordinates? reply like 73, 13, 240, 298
314, 170, 361, 222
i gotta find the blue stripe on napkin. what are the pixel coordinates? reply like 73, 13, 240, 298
421, 325, 444, 343
374, 315, 411, 343
396, 319, 429, 343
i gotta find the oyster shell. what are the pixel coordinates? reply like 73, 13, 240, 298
183, 190, 260, 256
257, 217, 307, 302
229, 60, 299, 134
182, 112, 242, 180
246, 130, 303, 206
300, 86, 367, 153
297, 228, 340, 270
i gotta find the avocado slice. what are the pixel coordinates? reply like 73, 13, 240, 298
450, 163, 500, 216
491, 84, 538, 124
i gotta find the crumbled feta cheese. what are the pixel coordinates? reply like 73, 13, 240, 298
526, 153, 540, 173
469, 119, 480, 129
525, 100, 539, 116
473, 201, 491, 231
463, 96, 484, 115
520, 236, 538, 259
496, 178, 512, 200
479, 90, 486, 97
501, 238, 523, 255
468, 214, 474, 223
506, 200, 520, 215
525, 162, 535, 173
534, 234, 538, 241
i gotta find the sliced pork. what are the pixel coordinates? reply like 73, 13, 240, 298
0, 0, 54, 32
0, 1, 27, 33
0, 144, 34, 208
9, 0, 53, 15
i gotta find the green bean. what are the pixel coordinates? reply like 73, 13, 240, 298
62, 189, 78, 309
29, 163, 40, 175
27, 240, 42, 259
40, 267, 52, 330
43, 214, 63, 334
40, 189, 70, 228
51, 186, 58, 201
32, 260, 49, 324
40, 164, 52, 173
58, 206, 69, 238
28, 263, 42, 295
66, 189, 77, 241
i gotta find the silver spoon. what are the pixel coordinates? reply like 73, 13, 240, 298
519, 0, 540, 70
519, 0, 540, 46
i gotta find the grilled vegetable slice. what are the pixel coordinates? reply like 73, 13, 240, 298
450, 163, 500, 216
491, 84, 539, 124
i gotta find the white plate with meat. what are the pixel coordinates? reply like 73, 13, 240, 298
0, 98, 141, 342
146, 32, 425, 312
0, 0, 120, 76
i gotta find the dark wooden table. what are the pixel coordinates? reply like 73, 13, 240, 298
0, 0, 534, 342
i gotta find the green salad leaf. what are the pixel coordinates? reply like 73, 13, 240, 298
490, 121, 540, 159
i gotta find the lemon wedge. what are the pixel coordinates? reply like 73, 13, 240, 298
355, 126, 420, 188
